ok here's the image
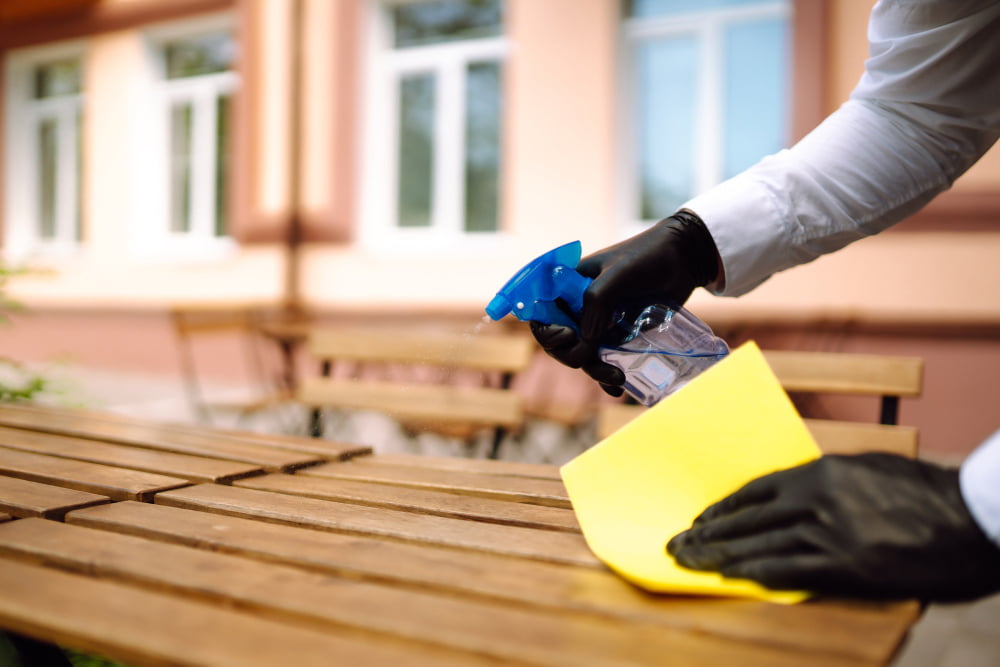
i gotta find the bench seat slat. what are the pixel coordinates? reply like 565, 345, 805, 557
0, 447, 190, 502
0, 475, 110, 519
0, 425, 263, 483
0, 553, 480, 667
353, 453, 562, 480
234, 473, 580, 532
155, 483, 595, 567
0, 518, 832, 667
0, 405, 324, 471
300, 460, 571, 508
66, 501, 919, 665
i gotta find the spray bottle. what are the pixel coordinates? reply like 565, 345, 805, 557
486, 241, 729, 406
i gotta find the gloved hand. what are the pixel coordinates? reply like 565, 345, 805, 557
667, 453, 1000, 602
530, 210, 719, 396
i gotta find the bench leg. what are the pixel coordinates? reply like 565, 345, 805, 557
488, 427, 507, 460
309, 408, 324, 438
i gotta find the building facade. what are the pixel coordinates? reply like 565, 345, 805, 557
2, 0, 999, 457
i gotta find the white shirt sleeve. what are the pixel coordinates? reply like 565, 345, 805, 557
961, 431, 1000, 546
683, 0, 1000, 297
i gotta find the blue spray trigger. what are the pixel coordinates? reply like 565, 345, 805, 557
485, 241, 593, 331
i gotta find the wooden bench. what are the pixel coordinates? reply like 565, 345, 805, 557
598, 349, 924, 457
298, 327, 535, 458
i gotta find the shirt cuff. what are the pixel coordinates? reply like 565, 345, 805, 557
960, 429, 1000, 546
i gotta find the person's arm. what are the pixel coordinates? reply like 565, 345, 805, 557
688, 0, 1000, 296
666, 450, 1000, 602
961, 430, 1000, 546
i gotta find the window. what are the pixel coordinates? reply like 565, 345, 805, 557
363, 0, 506, 244
158, 30, 237, 242
622, 0, 790, 227
3, 48, 83, 259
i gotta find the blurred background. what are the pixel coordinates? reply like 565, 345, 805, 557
1, 0, 999, 464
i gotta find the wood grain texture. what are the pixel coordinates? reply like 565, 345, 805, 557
0, 405, 328, 471
298, 378, 524, 429
308, 326, 535, 372
0, 447, 189, 501
0, 425, 264, 483
0, 555, 489, 667
66, 501, 920, 665
802, 419, 918, 458
0, 475, 110, 519
234, 473, 580, 532
762, 350, 923, 397
300, 460, 572, 508
154, 483, 596, 566
352, 452, 562, 480
0, 518, 849, 667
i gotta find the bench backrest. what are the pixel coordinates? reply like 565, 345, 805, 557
597, 349, 924, 458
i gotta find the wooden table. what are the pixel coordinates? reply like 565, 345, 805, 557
0, 403, 920, 666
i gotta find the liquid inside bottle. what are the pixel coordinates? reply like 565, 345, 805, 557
598, 304, 729, 406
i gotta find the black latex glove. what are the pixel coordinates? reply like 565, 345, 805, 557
530, 210, 719, 396
667, 453, 1000, 602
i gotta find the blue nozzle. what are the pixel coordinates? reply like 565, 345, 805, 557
485, 241, 593, 330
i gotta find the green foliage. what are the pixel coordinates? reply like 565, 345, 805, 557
64, 647, 132, 667
0, 262, 49, 403
0, 359, 47, 402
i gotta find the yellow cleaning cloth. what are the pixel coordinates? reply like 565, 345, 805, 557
561, 341, 821, 603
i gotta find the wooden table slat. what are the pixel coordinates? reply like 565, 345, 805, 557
0, 475, 110, 519
0, 405, 324, 471
301, 460, 572, 508
0, 425, 264, 483
154, 483, 597, 567
66, 501, 920, 665
0, 555, 490, 667
234, 473, 580, 533
353, 452, 562, 479
0, 447, 190, 502
18, 403, 374, 459
0, 518, 849, 667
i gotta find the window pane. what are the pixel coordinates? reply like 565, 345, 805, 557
169, 103, 194, 233
215, 94, 231, 237
398, 74, 436, 228
165, 33, 235, 79
33, 59, 81, 99
393, 0, 501, 48
464, 61, 501, 233
627, 0, 770, 18
37, 118, 58, 239
723, 18, 787, 178
636, 36, 697, 220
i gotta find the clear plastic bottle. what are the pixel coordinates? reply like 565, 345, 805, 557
598, 304, 729, 406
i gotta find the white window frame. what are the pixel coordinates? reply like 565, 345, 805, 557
618, 2, 790, 237
129, 13, 238, 261
3, 42, 85, 262
359, 0, 509, 252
